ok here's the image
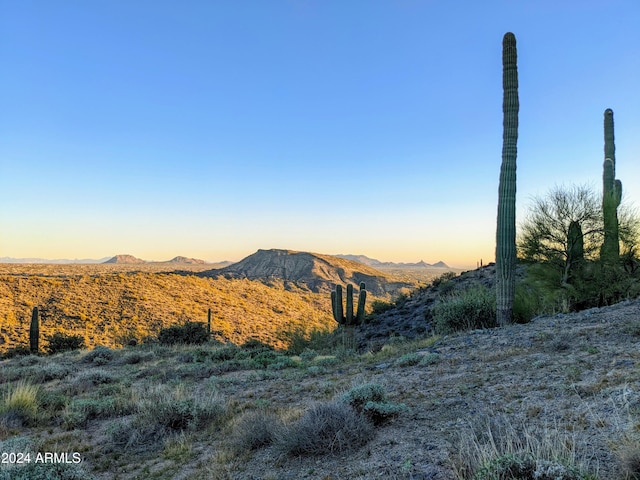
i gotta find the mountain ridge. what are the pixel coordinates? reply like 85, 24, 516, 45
335, 254, 449, 269
202, 249, 415, 296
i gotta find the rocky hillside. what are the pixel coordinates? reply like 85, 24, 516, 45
357, 263, 519, 348
202, 249, 415, 296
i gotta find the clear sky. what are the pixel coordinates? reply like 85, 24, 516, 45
1, 1, 639, 268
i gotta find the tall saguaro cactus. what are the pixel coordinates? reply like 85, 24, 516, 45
601, 108, 622, 263
496, 32, 519, 326
29, 307, 40, 354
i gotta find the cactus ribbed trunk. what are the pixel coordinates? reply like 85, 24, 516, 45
496, 32, 519, 327
564, 220, 584, 285
601, 108, 622, 263
29, 306, 39, 354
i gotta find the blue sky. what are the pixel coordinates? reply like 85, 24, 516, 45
1, 1, 639, 268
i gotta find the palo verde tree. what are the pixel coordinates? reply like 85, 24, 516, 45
518, 185, 604, 286
496, 32, 519, 326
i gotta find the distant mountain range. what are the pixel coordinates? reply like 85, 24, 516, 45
201, 249, 416, 295
334, 254, 449, 269
0, 255, 214, 265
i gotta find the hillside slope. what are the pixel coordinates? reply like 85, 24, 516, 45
0, 267, 333, 352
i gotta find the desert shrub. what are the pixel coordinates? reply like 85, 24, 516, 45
229, 409, 284, 453
0, 381, 39, 427
69, 369, 116, 394
432, 271, 458, 287
419, 352, 441, 365
63, 392, 135, 429
394, 352, 422, 367
276, 401, 373, 456
1, 346, 31, 359
339, 383, 406, 426
29, 363, 72, 382
433, 285, 497, 334
472, 453, 589, 480
46, 332, 85, 355
110, 384, 226, 451
158, 322, 209, 345
81, 346, 115, 365
371, 299, 394, 314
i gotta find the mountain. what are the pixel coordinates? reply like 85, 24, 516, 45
202, 249, 414, 295
163, 256, 208, 264
0, 257, 111, 264
335, 254, 449, 269
103, 254, 146, 264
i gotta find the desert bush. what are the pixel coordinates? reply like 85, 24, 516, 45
45, 332, 85, 354
433, 285, 497, 334
339, 383, 406, 426
229, 409, 284, 453
1, 345, 31, 359
276, 401, 373, 456
69, 369, 116, 394
394, 352, 422, 367
110, 383, 226, 451
158, 321, 209, 345
81, 346, 116, 365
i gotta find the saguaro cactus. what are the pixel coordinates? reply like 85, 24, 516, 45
331, 283, 367, 325
496, 32, 519, 326
330, 283, 367, 349
565, 220, 584, 285
29, 307, 39, 354
601, 108, 622, 263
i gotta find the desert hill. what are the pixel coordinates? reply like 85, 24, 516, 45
202, 249, 415, 296
103, 254, 146, 264
162, 256, 208, 264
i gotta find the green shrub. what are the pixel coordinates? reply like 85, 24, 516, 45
1, 346, 31, 359
339, 383, 405, 426
158, 322, 209, 345
394, 352, 422, 367
45, 332, 85, 355
433, 285, 497, 334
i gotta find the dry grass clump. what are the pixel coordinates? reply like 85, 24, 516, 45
228, 409, 284, 453
0, 381, 39, 427
452, 414, 597, 480
107, 383, 227, 452
276, 401, 373, 456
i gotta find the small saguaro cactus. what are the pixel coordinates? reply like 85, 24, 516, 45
331, 283, 367, 326
601, 108, 622, 263
29, 306, 40, 354
207, 308, 212, 336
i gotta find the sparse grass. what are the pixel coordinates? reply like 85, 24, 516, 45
452, 414, 597, 479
